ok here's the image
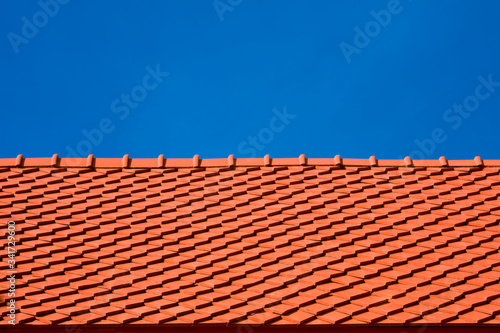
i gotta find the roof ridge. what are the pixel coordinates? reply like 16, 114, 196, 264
0, 154, 498, 168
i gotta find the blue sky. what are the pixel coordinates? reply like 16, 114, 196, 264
1, 0, 500, 160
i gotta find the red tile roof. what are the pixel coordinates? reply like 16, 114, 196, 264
1, 155, 500, 329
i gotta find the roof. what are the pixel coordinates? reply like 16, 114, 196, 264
1, 155, 500, 331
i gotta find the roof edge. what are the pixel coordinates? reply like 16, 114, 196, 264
3, 324, 500, 332
1, 154, 498, 169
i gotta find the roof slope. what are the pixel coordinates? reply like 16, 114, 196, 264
1, 155, 500, 328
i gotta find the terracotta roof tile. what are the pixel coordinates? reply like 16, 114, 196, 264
1, 156, 500, 328
317, 310, 351, 324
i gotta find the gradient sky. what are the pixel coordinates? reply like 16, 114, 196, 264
1, 0, 500, 160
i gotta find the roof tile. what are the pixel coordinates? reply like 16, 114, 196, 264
2, 156, 500, 328
317, 310, 351, 324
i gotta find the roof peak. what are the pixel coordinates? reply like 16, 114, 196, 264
0, 154, 498, 169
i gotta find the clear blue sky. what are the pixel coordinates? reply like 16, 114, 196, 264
1, 0, 500, 160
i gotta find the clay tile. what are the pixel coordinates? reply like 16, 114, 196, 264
122, 154, 129, 168
86, 154, 94, 167
264, 154, 271, 166
16, 154, 23, 167
157, 154, 165, 168
404, 156, 413, 167
474, 156, 483, 166
51, 154, 59, 167
299, 154, 306, 165
369, 156, 377, 166
228, 154, 235, 167
334, 155, 342, 166
439, 156, 448, 166
193, 155, 200, 167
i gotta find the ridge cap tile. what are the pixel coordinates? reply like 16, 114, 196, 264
1, 156, 500, 168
